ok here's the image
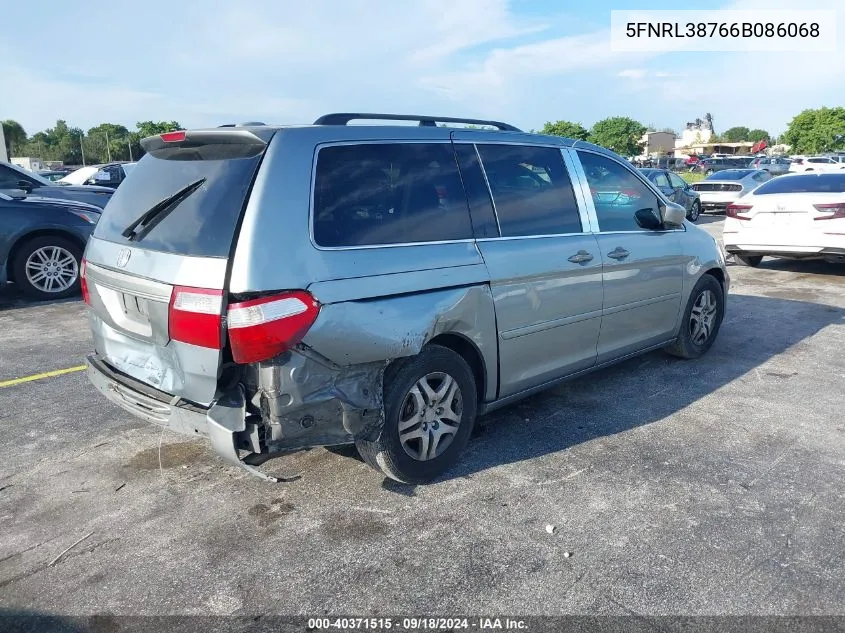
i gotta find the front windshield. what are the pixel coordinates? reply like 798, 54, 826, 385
8, 163, 53, 187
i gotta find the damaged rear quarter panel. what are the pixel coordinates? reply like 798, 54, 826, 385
302, 281, 498, 402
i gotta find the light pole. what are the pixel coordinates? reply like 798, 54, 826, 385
79, 132, 86, 166
104, 130, 112, 162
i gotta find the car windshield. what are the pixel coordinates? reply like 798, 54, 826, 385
753, 174, 845, 194
706, 169, 753, 181
7, 163, 54, 186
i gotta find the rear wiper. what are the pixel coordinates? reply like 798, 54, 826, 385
121, 178, 206, 241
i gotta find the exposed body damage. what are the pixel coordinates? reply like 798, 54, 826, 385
231, 284, 498, 461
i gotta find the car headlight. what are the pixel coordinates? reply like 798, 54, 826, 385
67, 208, 100, 224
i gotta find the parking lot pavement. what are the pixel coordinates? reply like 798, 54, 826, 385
1, 217, 844, 617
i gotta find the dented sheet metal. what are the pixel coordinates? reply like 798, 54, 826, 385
244, 349, 386, 451
302, 285, 498, 400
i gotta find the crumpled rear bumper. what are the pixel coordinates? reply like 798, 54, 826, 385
86, 354, 269, 476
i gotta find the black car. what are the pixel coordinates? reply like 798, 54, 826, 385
1, 192, 101, 299
0, 161, 114, 209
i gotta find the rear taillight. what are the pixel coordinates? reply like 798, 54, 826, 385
80, 258, 91, 305
227, 291, 320, 364
168, 286, 223, 349
726, 204, 753, 220
813, 203, 845, 220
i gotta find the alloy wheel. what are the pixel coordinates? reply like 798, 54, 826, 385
689, 289, 718, 346
24, 246, 79, 293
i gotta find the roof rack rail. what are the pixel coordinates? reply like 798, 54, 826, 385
218, 122, 267, 128
313, 113, 521, 132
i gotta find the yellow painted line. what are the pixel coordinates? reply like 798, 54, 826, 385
0, 365, 87, 388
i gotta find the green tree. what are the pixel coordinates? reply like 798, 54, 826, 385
748, 129, 770, 143
540, 120, 589, 140
721, 126, 751, 142
2, 119, 27, 157
782, 107, 845, 154
87, 123, 131, 162
136, 120, 183, 139
588, 117, 647, 156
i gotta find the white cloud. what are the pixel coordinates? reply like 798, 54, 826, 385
1, 0, 843, 136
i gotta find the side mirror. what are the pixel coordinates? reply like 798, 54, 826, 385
634, 207, 663, 230
659, 201, 687, 228
17, 180, 34, 193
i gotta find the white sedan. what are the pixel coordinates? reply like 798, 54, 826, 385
723, 173, 845, 266
689, 169, 771, 213
788, 156, 845, 173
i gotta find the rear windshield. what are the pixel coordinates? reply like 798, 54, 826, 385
93, 143, 264, 258
707, 169, 752, 180
753, 174, 845, 195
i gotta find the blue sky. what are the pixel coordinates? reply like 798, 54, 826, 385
2, 0, 842, 137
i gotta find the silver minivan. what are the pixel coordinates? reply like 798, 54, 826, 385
82, 113, 729, 483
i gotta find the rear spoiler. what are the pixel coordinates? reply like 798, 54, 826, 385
140, 129, 272, 153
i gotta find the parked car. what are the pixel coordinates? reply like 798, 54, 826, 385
749, 156, 791, 175
37, 170, 68, 182
59, 166, 101, 185
690, 169, 772, 213
1, 192, 101, 299
789, 156, 845, 173
82, 113, 728, 484
724, 173, 845, 266
84, 162, 138, 189
640, 168, 701, 221
0, 161, 114, 209
692, 157, 749, 175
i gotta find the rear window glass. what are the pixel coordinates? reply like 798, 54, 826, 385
313, 143, 473, 247
93, 144, 264, 258
753, 174, 845, 195
707, 169, 752, 180
477, 144, 581, 237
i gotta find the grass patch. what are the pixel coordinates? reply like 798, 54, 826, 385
679, 172, 706, 183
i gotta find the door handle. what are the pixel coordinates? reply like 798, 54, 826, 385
607, 247, 630, 260
568, 250, 594, 264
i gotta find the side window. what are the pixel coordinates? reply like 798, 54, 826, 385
476, 144, 581, 237
313, 143, 473, 247
668, 172, 687, 189
0, 165, 22, 188
453, 144, 498, 239
652, 172, 671, 188
576, 151, 661, 232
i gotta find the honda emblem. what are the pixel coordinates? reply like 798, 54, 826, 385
116, 248, 131, 268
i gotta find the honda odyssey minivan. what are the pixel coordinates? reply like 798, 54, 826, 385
82, 113, 729, 483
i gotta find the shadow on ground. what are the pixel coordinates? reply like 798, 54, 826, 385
326, 292, 844, 491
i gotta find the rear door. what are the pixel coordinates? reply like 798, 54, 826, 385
83, 128, 272, 405
460, 141, 602, 397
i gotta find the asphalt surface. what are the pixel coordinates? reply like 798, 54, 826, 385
1, 217, 844, 618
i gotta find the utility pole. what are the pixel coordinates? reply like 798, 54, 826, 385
128, 139, 133, 161
105, 130, 112, 162
79, 132, 86, 166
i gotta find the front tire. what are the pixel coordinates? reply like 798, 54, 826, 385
687, 200, 701, 222
356, 345, 477, 484
665, 274, 725, 360
12, 236, 83, 300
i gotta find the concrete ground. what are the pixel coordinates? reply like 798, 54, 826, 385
1, 216, 844, 617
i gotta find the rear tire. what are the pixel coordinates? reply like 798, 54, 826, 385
356, 345, 477, 484
665, 274, 724, 360
12, 236, 83, 300
735, 254, 763, 267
